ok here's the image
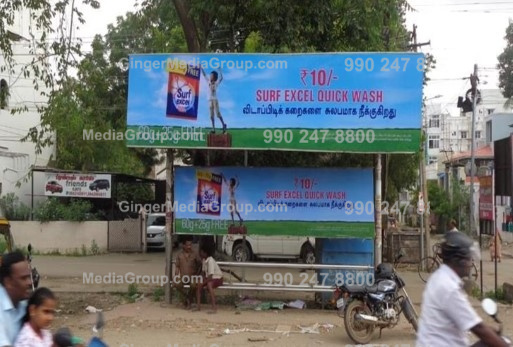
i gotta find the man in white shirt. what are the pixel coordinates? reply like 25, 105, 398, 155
416, 232, 508, 347
0, 251, 32, 347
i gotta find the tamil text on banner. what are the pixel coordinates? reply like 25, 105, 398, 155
126, 53, 424, 153
479, 175, 493, 220
44, 173, 111, 199
174, 167, 374, 238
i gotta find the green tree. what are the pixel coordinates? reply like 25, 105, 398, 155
427, 179, 470, 233
43, 36, 162, 175
172, 0, 421, 201
1, 1, 163, 178
38, 1, 188, 175
1, 0, 100, 154
498, 22, 513, 99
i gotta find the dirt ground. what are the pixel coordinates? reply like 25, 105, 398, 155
36, 238, 513, 347
52, 292, 419, 347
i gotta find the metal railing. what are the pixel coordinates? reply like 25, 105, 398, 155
214, 261, 373, 293
171, 260, 374, 293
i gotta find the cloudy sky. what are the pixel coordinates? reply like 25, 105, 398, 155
75, 0, 513, 112
406, 0, 513, 107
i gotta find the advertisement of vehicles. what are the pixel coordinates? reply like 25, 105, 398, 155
126, 53, 424, 153
44, 173, 112, 198
174, 166, 375, 238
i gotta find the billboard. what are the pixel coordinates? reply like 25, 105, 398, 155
126, 53, 424, 153
174, 167, 375, 238
479, 175, 493, 220
44, 173, 111, 198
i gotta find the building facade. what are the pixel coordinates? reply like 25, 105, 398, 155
0, 8, 56, 207
426, 89, 510, 182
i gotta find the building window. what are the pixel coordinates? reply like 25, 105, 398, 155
429, 135, 440, 149
429, 115, 440, 128
486, 120, 492, 143
475, 131, 481, 139
428, 156, 437, 164
0, 79, 8, 109
487, 108, 495, 115
461, 131, 467, 139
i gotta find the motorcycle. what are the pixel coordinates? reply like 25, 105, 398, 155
27, 244, 40, 290
54, 311, 108, 347
471, 298, 511, 347
332, 261, 418, 344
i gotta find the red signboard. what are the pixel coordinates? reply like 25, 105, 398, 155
479, 176, 493, 220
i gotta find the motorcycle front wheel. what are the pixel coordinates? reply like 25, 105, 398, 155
343, 299, 375, 344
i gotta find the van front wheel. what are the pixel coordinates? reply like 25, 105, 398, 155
233, 242, 251, 262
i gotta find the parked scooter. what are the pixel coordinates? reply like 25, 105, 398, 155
54, 312, 108, 347
471, 298, 511, 347
27, 243, 40, 290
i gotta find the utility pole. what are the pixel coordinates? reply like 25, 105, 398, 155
469, 64, 479, 237
164, 149, 175, 304
410, 24, 432, 259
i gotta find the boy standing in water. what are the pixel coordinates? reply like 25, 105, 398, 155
201, 68, 227, 134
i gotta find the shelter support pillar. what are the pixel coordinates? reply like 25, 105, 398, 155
375, 154, 382, 267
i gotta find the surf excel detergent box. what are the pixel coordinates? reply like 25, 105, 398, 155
196, 170, 222, 216
166, 59, 200, 120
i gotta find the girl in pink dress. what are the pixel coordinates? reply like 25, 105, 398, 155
14, 287, 56, 347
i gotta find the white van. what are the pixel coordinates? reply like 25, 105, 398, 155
222, 234, 315, 263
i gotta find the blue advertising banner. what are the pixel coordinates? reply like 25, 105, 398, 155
126, 53, 424, 153
174, 167, 375, 238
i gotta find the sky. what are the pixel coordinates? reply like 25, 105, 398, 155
406, 0, 513, 110
74, 0, 513, 115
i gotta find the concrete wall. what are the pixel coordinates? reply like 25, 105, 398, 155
9, 221, 108, 254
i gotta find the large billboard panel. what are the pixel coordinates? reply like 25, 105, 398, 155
126, 53, 424, 153
174, 167, 375, 238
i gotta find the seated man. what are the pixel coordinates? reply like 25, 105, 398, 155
0, 251, 33, 347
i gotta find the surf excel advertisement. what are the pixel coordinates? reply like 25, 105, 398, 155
173, 167, 375, 238
126, 53, 424, 153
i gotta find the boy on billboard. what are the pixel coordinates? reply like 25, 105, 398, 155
201, 67, 227, 134
222, 174, 243, 226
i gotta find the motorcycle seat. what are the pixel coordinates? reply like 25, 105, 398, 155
345, 283, 379, 293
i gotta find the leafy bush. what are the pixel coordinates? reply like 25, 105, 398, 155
0, 193, 31, 220
34, 198, 98, 222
